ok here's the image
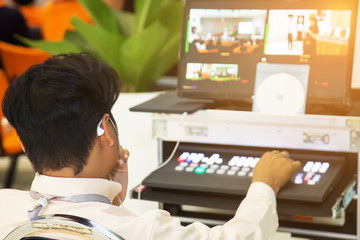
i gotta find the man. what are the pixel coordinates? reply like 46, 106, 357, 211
0, 53, 300, 239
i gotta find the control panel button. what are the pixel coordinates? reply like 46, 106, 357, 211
175, 166, 184, 171
319, 162, 330, 173
195, 167, 206, 174
210, 165, 219, 169
220, 165, 229, 170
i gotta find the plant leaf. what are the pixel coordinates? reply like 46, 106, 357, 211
64, 30, 98, 56
16, 35, 83, 55
117, 21, 168, 89
141, 0, 177, 28
134, 0, 150, 33
149, 1, 184, 37
112, 10, 136, 38
77, 0, 119, 34
137, 32, 181, 91
70, 17, 124, 70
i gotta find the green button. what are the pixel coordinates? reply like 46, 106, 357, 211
195, 167, 206, 174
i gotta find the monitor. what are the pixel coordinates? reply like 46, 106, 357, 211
178, 0, 359, 114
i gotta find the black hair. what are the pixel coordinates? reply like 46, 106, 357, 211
13, 0, 35, 6
2, 53, 120, 174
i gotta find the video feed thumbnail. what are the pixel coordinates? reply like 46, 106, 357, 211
265, 10, 351, 56
186, 9, 267, 55
186, 63, 239, 81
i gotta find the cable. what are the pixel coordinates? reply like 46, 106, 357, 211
137, 111, 188, 201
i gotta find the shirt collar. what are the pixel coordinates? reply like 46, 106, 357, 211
31, 173, 122, 202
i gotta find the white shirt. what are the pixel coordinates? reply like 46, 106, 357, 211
0, 173, 278, 240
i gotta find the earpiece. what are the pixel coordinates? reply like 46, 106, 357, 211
97, 119, 104, 136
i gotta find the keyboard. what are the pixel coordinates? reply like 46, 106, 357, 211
143, 144, 345, 203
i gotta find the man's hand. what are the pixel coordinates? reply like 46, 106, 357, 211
252, 151, 301, 195
111, 145, 130, 205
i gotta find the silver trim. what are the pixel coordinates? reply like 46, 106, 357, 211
5, 214, 125, 240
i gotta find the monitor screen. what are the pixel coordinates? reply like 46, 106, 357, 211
178, 0, 359, 114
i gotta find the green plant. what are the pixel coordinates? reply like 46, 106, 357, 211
19, 0, 184, 92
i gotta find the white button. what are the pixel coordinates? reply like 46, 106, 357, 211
313, 174, 321, 182
190, 163, 198, 168
201, 157, 209, 163
294, 177, 303, 184
220, 165, 229, 170
311, 162, 322, 173
215, 158, 223, 164
210, 165, 219, 169
175, 166, 184, 171
303, 161, 314, 172
308, 180, 316, 185
206, 168, 215, 174
250, 157, 260, 168
188, 153, 197, 161
185, 167, 194, 172
236, 157, 245, 167
179, 162, 188, 167
305, 172, 314, 179
248, 172, 254, 177
231, 166, 240, 171
243, 157, 253, 167
229, 156, 239, 166
238, 171, 247, 176
236, 156, 247, 167
242, 167, 250, 172
193, 153, 204, 163
319, 162, 330, 173
200, 164, 208, 168
216, 169, 226, 175
228, 160, 236, 166
227, 170, 236, 175
209, 154, 220, 163
180, 152, 190, 158
207, 158, 216, 165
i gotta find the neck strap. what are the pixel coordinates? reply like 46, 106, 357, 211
28, 191, 112, 220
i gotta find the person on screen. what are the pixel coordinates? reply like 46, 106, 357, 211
288, 14, 297, 51
0, 53, 300, 240
188, 26, 199, 43
297, 15, 305, 41
206, 39, 217, 50
303, 16, 319, 56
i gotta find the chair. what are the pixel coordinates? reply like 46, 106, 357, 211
41, 0, 92, 41
4, 214, 125, 240
20, 5, 43, 28
0, 41, 51, 82
0, 69, 25, 188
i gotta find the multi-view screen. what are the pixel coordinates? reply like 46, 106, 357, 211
186, 9, 351, 58
179, 6, 355, 109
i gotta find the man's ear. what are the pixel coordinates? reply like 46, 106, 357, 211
97, 114, 115, 147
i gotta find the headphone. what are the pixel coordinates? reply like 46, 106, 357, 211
97, 119, 104, 136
